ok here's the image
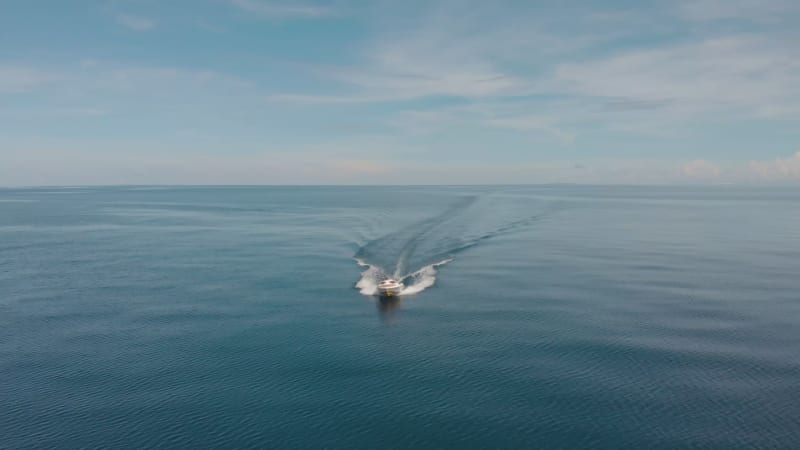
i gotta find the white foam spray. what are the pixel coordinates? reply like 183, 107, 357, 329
398, 259, 452, 295
355, 259, 383, 295
355, 258, 452, 297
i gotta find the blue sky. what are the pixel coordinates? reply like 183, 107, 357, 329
1, 0, 799, 185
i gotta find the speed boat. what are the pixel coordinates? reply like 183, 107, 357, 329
377, 278, 404, 297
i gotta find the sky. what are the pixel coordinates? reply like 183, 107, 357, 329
1, 0, 799, 185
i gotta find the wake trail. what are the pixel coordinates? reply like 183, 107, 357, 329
354, 194, 558, 297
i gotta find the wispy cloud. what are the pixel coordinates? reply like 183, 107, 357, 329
260, 0, 800, 158
116, 14, 157, 31
0, 61, 258, 127
553, 35, 800, 120
268, 2, 541, 104
0, 66, 59, 94
4, 0, 800, 185
269, 62, 525, 104
0, 107, 108, 119
384, 102, 576, 144
230, 0, 332, 18
272, 0, 800, 130
679, 0, 800, 22
484, 116, 575, 143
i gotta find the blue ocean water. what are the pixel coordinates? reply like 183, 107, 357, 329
1, 185, 799, 448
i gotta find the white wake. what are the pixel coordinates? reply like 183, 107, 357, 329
355, 258, 452, 297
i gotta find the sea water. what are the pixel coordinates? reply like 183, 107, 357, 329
1, 186, 799, 448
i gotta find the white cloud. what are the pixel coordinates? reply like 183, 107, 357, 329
230, 0, 332, 18
683, 159, 721, 178
116, 14, 157, 31
748, 151, 800, 181
676, 152, 800, 183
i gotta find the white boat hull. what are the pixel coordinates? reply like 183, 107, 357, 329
377, 279, 404, 297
